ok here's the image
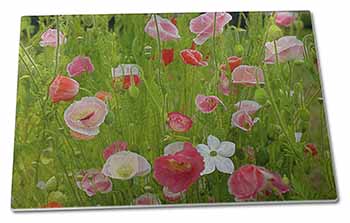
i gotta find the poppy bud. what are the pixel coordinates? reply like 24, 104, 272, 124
46, 176, 57, 192
300, 108, 310, 121
254, 88, 268, 104
294, 20, 304, 31
234, 44, 244, 57
267, 24, 283, 41
144, 45, 152, 58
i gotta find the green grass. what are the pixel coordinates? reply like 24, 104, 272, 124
12, 11, 337, 209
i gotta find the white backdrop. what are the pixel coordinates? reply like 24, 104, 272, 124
0, 0, 348, 222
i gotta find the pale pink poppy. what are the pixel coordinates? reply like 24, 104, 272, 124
232, 65, 264, 86
180, 49, 208, 66
218, 72, 230, 96
39, 28, 66, 47
134, 193, 161, 205
76, 169, 112, 197
234, 100, 261, 115
144, 15, 180, 41
102, 151, 151, 180
231, 110, 257, 132
275, 12, 296, 27
167, 112, 193, 133
103, 141, 128, 160
195, 94, 226, 113
190, 12, 232, 45
112, 64, 141, 90
228, 164, 289, 201
64, 97, 108, 137
67, 56, 94, 77
264, 36, 304, 64
154, 142, 204, 193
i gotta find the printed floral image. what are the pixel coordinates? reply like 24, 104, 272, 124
12, 11, 336, 210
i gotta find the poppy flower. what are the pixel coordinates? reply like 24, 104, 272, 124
180, 49, 208, 66
234, 100, 261, 115
134, 193, 161, 205
154, 142, 204, 193
197, 135, 235, 175
304, 143, 318, 156
195, 95, 225, 113
162, 48, 175, 66
102, 151, 151, 180
70, 130, 96, 141
220, 56, 242, 72
264, 36, 304, 64
95, 91, 112, 102
232, 65, 265, 86
39, 28, 66, 47
167, 112, 193, 133
67, 56, 94, 77
41, 201, 63, 208
76, 169, 112, 197
190, 12, 232, 45
49, 75, 79, 103
103, 140, 128, 160
275, 12, 296, 27
231, 110, 258, 132
144, 15, 180, 41
64, 97, 108, 138
112, 64, 141, 90
228, 164, 289, 201
218, 72, 231, 96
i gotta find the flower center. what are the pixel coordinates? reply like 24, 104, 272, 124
209, 150, 217, 157
116, 164, 134, 178
167, 159, 192, 172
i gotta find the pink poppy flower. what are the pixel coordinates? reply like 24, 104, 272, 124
49, 75, 79, 103
67, 56, 94, 77
102, 151, 151, 180
64, 97, 108, 137
134, 193, 161, 205
218, 72, 230, 96
228, 165, 289, 201
219, 56, 242, 72
70, 130, 95, 141
231, 110, 257, 132
228, 165, 265, 201
154, 142, 204, 193
39, 28, 66, 47
264, 36, 304, 64
144, 15, 180, 41
190, 12, 232, 45
103, 141, 128, 160
234, 100, 261, 115
112, 64, 141, 90
275, 12, 296, 27
167, 112, 193, 133
76, 169, 112, 197
163, 186, 183, 202
180, 49, 208, 66
232, 65, 265, 86
195, 94, 225, 113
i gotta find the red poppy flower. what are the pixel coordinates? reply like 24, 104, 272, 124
220, 56, 242, 72
304, 143, 318, 156
162, 48, 174, 66
180, 49, 208, 66
49, 75, 79, 103
42, 201, 63, 208
95, 91, 112, 101
167, 112, 193, 133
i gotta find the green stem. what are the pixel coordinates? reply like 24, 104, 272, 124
153, 14, 163, 86
20, 42, 42, 77
54, 15, 61, 74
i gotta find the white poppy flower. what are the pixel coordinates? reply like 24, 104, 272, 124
197, 135, 235, 175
